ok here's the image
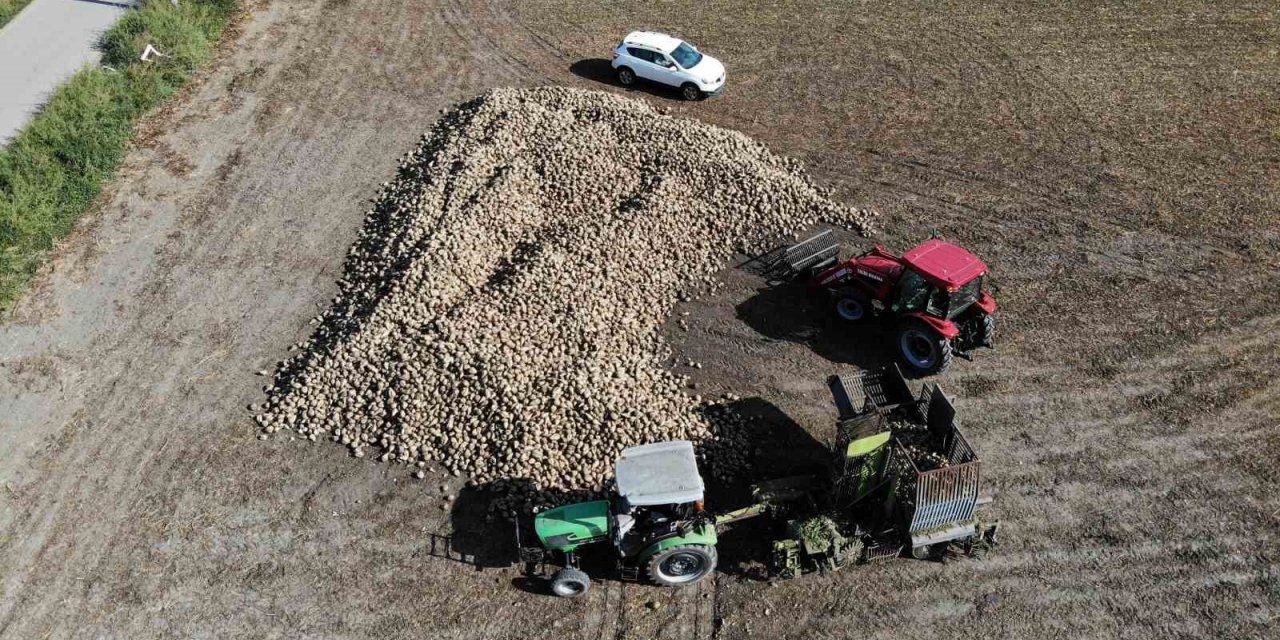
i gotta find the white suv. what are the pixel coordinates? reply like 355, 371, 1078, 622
611, 31, 725, 101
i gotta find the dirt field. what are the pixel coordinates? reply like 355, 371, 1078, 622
1, 1, 1277, 638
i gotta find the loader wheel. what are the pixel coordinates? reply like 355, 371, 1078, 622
549, 567, 591, 598
833, 292, 869, 322
896, 320, 952, 377
910, 544, 938, 560
616, 67, 636, 86
647, 544, 717, 586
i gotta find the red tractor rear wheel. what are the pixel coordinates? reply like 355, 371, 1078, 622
895, 320, 952, 376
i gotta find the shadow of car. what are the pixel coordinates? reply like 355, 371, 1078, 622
569, 58, 689, 102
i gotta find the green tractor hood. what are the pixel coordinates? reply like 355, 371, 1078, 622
534, 500, 610, 552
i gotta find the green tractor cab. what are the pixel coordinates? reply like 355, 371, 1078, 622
517, 440, 719, 598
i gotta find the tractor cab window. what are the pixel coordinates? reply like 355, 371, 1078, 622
897, 270, 983, 318
926, 287, 950, 317
946, 277, 982, 318
892, 270, 930, 313
927, 277, 982, 319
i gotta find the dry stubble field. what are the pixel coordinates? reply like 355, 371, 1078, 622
0, 1, 1277, 638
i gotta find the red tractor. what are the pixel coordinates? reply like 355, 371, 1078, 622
779, 231, 997, 376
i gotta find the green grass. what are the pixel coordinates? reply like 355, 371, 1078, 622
0, 0, 236, 310
0, 0, 35, 31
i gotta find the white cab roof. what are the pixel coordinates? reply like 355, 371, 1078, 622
614, 440, 705, 506
622, 31, 684, 54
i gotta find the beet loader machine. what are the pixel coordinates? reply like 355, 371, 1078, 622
515, 366, 998, 596
761, 365, 1000, 576
778, 231, 998, 376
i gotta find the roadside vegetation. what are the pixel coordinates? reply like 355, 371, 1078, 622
0, 0, 236, 310
0, 0, 35, 31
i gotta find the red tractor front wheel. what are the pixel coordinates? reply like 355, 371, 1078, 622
833, 291, 869, 322
895, 320, 953, 376
979, 313, 996, 347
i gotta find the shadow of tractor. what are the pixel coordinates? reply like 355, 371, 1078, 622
447, 479, 620, 590
734, 273, 899, 372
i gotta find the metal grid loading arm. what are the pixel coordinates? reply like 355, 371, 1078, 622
778, 229, 840, 273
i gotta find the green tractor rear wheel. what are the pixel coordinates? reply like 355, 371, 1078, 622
646, 544, 717, 587
549, 567, 591, 598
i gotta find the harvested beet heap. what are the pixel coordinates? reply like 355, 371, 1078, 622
256, 87, 873, 503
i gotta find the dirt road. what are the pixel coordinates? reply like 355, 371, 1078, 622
1, 1, 1276, 638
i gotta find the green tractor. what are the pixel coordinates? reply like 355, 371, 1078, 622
516, 440, 719, 597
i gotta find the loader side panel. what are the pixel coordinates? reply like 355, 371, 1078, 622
925, 385, 958, 443
910, 462, 980, 533
845, 431, 892, 500
829, 365, 914, 420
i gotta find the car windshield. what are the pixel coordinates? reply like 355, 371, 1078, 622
670, 42, 703, 69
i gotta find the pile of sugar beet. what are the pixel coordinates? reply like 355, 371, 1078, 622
255, 87, 874, 515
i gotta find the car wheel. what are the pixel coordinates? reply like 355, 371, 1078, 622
910, 544, 935, 560
680, 83, 702, 101
616, 67, 636, 87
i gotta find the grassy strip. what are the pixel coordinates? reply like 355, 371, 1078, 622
0, 0, 35, 32
0, 0, 236, 310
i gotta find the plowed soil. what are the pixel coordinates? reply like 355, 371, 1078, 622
1, 1, 1276, 639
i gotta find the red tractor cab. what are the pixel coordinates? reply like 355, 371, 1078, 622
780, 232, 997, 376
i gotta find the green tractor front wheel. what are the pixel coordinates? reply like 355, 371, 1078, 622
646, 544, 718, 587
549, 567, 591, 598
